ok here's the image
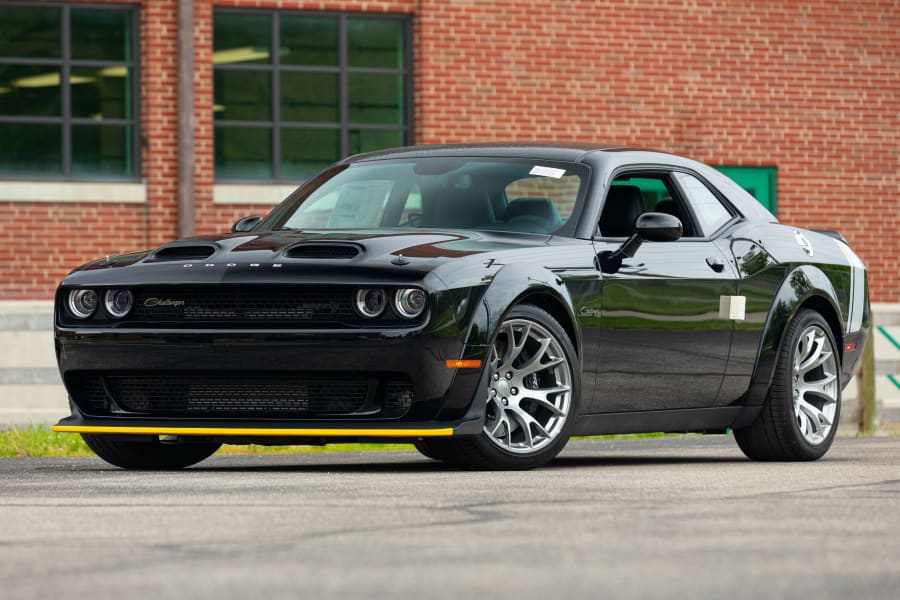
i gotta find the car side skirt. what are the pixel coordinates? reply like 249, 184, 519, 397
573, 406, 761, 436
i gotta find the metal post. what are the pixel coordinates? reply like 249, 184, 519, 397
859, 326, 877, 434
176, 0, 195, 238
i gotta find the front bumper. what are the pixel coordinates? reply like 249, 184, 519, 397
55, 326, 491, 429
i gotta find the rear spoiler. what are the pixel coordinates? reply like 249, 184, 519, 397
812, 230, 848, 244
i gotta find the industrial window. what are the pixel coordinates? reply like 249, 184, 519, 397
213, 10, 411, 182
0, 4, 139, 179
715, 166, 777, 214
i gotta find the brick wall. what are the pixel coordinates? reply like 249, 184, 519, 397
1, 0, 897, 302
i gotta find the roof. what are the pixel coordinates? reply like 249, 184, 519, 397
342, 142, 659, 164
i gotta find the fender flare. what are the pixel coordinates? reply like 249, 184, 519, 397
744, 264, 844, 406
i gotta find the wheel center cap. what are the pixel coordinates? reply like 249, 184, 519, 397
496, 379, 511, 397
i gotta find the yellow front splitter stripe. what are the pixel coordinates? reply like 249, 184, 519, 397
52, 425, 454, 438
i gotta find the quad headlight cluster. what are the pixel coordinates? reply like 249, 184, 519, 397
354, 287, 427, 320
66, 289, 133, 320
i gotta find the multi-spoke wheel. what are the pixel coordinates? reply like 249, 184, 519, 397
482, 318, 572, 453
424, 304, 579, 470
734, 309, 841, 461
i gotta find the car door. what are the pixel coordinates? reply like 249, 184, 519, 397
590, 170, 739, 413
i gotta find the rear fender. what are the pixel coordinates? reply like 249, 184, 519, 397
744, 265, 843, 405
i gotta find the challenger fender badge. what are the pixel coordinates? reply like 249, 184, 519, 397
794, 230, 814, 256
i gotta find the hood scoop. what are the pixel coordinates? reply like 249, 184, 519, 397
150, 245, 217, 261
283, 243, 362, 259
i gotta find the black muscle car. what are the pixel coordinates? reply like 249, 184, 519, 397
52, 144, 870, 469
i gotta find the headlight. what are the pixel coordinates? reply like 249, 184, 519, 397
394, 288, 427, 319
67, 289, 98, 319
103, 289, 133, 318
355, 288, 387, 318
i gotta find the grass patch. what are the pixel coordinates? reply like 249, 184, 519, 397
0, 425, 94, 458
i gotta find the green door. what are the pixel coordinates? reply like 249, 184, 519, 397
715, 166, 776, 214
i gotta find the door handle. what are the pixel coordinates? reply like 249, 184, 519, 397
706, 257, 725, 273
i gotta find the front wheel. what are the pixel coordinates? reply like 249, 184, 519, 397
734, 309, 841, 461
436, 304, 580, 470
82, 434, 221, 470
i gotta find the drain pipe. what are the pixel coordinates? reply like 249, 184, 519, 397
176, 0, 195, 238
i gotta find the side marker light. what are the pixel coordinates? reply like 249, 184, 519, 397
446, 359, 482, 369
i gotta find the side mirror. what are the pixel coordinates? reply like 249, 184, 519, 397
596, 212, 683, 273
634, 212, 682, 242
232, 215, 262, 233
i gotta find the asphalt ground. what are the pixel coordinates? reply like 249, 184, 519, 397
1, 436, 899, 600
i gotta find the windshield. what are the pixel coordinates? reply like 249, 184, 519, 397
269, 158, 586, 234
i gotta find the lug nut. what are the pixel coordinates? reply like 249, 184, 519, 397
490, 389, 497, 397
493, 373, 500, 381
505, 372, 513, 380
502, 398, 509, 405
511, 387, 518, 395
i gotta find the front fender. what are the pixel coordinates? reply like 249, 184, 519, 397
437, 263, 581, 421
745, 264, 843, 405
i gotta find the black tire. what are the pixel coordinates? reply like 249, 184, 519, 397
413, 439, 455, 462
81, 434, 221, 470
438, 304, 580, 470
734, 309, 841, 461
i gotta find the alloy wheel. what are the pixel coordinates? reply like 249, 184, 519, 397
483, 318, 572, 454
792, 324, 838, 445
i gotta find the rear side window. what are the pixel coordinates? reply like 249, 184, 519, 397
673, 172, 732, 236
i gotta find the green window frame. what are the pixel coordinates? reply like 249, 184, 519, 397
0, 2, 139, 180
715, 166, 777, 214
213, 9, 412, 182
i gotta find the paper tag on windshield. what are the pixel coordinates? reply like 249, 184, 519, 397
529, 165, 566, 179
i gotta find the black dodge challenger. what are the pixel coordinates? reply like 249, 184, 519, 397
52, 144, 870, 469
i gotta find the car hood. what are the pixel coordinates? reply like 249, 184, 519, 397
64, 229, 555, 287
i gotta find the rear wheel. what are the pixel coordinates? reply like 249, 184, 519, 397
734, 309, 840, 461
81, 434, 221, 470
436, 304, 579, 470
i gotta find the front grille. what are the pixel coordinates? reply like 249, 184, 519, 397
67, 372, 414, 419
130, 286, 357, 324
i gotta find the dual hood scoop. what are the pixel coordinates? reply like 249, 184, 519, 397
283, 243, 362, 259
150, 245, 217, 261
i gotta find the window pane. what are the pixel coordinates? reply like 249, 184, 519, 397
71, 66, 130, 119
71, 9, 132, 62
348, 74, 404, 125
281, 128, 339, 179
215, 126, 272, 179
0, 123, 61, 175
281, 72, 338, 122
349, 129, 404, 155
214, 13, 271, 65
0, 64, 61, 117
280, 16, 338, 67
673, 172, 733, 235
214, 70, 271, 121
72, 124, 132, 177
0, 7, 60, 59
348, 19, 404, 69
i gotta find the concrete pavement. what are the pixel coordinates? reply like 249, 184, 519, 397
1, 435, 898, 599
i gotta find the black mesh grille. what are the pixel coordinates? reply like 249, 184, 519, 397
284, 244, 361, 259
66, 372, 414, 419
130, 287, 357, 324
